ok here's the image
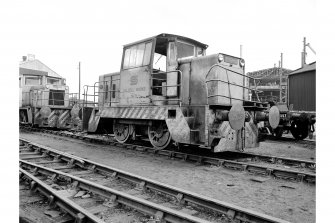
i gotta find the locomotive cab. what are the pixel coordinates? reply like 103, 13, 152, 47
118, 34, 208, 106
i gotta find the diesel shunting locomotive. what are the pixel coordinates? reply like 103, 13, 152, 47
81, 33, 280, 152
19, 58, 80, 129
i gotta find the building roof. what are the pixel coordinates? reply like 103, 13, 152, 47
123, 33, 208, 49
289, 62, 316, 75
19, 68, 48, 76
19, 58, 62, 78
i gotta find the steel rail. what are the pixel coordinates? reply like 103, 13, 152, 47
20, 160, 214, 223
266, 134, 316, 143
20, 132, 316, 184
224, 151, 315, 168
20, 168, 104, 223
20, 138, 290, 223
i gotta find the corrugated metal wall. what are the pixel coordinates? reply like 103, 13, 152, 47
288, 71, 315, 111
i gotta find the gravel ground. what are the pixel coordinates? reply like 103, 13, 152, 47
20, 132, 315, 223
249, 138, 315, 161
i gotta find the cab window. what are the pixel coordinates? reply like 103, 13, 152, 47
176, 41, 195, 59
25, 76, 41, 85
47, 77, 61, 85
123, 41, 152, 69
153, 53, 166, 72
196, 47, 205, 56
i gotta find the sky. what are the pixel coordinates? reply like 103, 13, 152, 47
8, 0, 316, 94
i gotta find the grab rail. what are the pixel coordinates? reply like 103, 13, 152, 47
83, 79, 121, 108
151, 70, 182, 106
205, 64, 263, 105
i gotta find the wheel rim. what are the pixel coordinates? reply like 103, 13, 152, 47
148, 122, 171, 149
290, 121, 308, 140
113, 123, 131, 143
20, 111, 27, 123
273, 127, 283, 138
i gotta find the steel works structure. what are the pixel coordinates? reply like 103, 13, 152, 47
248, 67, 292, 103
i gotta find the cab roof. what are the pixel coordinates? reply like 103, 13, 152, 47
123, 33, 208, 49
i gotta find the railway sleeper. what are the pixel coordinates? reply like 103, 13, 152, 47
19, 151, 40, 156
202, 158, 220, 166
21, 155, 47, 160
134, 146, 148, 152
222, 162, 247, 171
272, 171, 303, 182
305, 175, 316, 184
34, 160, 62, 165
246, 166, 271, 176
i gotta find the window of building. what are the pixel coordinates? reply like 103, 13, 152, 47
105, 84, 109, 101
19, 77, 21, 87
25, 76, 41, 85
47, 77, 61, 85
123, 41, 152, 69
112, 84, 116, 98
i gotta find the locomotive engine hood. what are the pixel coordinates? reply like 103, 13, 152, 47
176, 53, 246, 107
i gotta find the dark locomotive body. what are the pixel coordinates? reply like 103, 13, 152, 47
82, 34, 279, 152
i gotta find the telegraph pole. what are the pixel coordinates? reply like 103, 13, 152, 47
279, 53, 283, 103
301, 37, 316, 68
78, 62, 81, 102
302, 37, 306, 67
240, 45, 243, 58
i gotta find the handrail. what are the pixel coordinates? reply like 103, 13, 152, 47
151, 70, 183, 106
83, 79, 122, 107
83, 84, 99, 107
206, 79, 262, 92
82, 71, 183, 107
206, 64, 262, 81
205, 64, 263, 105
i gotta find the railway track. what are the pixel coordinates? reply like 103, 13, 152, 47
20, 138, 290, 223
266, 134, 316, 145
20, 126, 316, 184
217, 150, 315, 169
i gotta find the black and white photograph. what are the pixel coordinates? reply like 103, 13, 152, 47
2, 0, 333, 222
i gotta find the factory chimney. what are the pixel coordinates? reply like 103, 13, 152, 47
27, 54, 35, 61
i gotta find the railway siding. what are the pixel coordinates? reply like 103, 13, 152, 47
20, 130, 316, 185
20, 139, 290, 223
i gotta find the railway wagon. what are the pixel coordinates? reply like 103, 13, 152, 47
268, 62, 316, 139
82, 33, 279, 152
19, 68, 80, 129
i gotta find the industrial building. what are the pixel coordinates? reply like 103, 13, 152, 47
288, 62, 316, 111
19, 54, 63, 79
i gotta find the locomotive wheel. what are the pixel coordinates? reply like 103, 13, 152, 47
272, 127, 283, 139
290, 121, 309, 140
113, 123, 132, 143
20, 110, 27, 123
148, 122, 171, 150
